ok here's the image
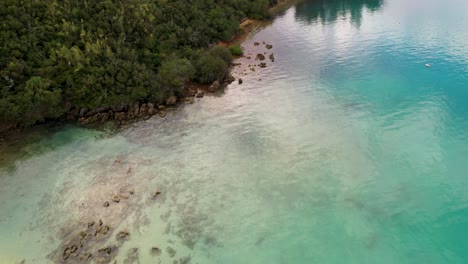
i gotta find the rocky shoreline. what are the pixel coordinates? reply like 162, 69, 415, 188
0, 0, 296, 137
68, 73, 235, 128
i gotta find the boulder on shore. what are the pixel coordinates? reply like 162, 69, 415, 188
147, 103, 155, 115
139, 104, 148, 115
224, 74, 235, 84
209, 80, 220, 92
196, 90, 205, 98
79, 108, 88, 117
166, 96, 177, 105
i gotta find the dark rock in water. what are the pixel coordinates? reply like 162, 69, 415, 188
79, 253, 92, 262
179, 256, 192, 264
87, 221, 95, 228
63, 244, 78, 260
196, 90, 205, 98
95, 225, 111, 236
151, 191, 161, 199
209, 80, 220, 92
238, 78, 243, 85
269, 53, 275, 62
265, 44, 273, 49
254, 42, 260, 46
112, 195, 121, 203
256, 53, 265, 61
166, 96, 177, 105
98, 219, 103, 227
259, 62, 267, 68
116, 231, 130, 240
128, 188, 135, 195
103, 201, 110, 207
79, 231, 90, 240
151, 247, 161, 256
124, 248, 139, 264
166, 246, 176, 258
98, 246, 112, 255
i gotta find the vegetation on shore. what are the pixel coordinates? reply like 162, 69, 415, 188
0, 0, 280, 127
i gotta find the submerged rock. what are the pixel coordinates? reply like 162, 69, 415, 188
256, 53, 265, 61
238, 78, 243, 85
112, 195, 121, 203
151, 191, 162, 199
166, 246, 176, 258
265, 44, 273, 49
116, 231, 130, 240
151, 247, 161, 256
124, 248, 139, 264
62, 244, 78, 260
259, 62, 267, 68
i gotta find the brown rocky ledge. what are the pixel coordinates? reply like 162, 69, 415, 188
68, 73, 235, 127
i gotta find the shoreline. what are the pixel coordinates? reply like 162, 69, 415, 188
0, 0, 298, 139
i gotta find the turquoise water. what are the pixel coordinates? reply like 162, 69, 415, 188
2, 0, 468, 263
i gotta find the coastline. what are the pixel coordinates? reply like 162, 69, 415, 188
0, 0, 298, 139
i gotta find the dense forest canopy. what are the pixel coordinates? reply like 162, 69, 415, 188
0, 0, 277, 126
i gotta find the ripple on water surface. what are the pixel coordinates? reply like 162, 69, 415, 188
2, 0, 468, 263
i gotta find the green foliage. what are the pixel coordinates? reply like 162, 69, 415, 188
0, 0, 273, 126
156, 58, 195, 97
229, 45, 244, 56
208, 46, 233, 65
194, 55, 229, 84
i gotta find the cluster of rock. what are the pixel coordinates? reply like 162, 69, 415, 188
69, 101, 170, 126
68, 73, 236, 127
60, 219, 115, 263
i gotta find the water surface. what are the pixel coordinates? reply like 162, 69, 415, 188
2, 0, 468, 263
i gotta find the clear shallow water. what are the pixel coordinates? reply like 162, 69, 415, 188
2, 0, 468, 263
